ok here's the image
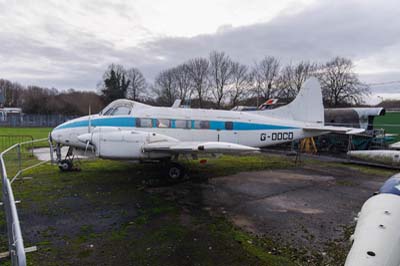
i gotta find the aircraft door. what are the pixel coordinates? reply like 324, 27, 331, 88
219, 121, 238, 143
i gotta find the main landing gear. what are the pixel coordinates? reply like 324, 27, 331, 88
166, 162, 186, 182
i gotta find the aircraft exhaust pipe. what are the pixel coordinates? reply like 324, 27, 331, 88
345, 173, 400, 266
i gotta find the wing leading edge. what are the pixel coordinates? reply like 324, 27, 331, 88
143, 141, 259, 153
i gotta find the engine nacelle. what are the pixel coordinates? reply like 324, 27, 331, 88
79, 129, 176, 160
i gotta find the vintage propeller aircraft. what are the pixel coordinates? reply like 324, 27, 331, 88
50, 78, 363, 180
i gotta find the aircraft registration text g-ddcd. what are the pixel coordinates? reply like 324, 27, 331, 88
260, 132, 294, 141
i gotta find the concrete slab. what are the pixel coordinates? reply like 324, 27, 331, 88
198, 167, 389, 250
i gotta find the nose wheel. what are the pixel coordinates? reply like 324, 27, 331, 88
58, 159, 73, 171
56, 146, 81, 172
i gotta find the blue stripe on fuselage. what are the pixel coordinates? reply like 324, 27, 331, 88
55, 117, 135, 130
233, 122, 293, 130
54, 117, 297, 131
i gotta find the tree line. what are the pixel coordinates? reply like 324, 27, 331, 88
0, 52, 370, 115
100, 52, 370, 108
0, 79, 103, 115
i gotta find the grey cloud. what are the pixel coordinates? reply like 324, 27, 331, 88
1, 0, 400, 93
144, 0, 400, 66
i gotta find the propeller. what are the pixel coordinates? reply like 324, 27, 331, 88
83, 131, 95, 157
84, 105, 93, 156
84, 138, 91, 156
88, 104, 92, 133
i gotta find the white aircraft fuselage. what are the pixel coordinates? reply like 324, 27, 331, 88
50, 78, 361, 162
51, 104, 317, 158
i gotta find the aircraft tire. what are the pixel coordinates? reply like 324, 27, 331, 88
167, 162, 185, 182
58, 160, 73, 172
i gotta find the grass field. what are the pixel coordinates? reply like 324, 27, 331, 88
0, 127, 52, 139
374, 111, 400, 142
0, 128, 52, 152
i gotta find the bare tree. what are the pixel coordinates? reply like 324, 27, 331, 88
209, 51, 233, 108
187, 58, 209, 108
276, 65, 295, 103
252, 56, 280, 104
277, 61, 317, 102
229, 62, 250, 107
153, 69, 177, 106
126, 67, 147, 101
318, 57, 369, 107
0, 79, 24, 107
172, 64, 192, 103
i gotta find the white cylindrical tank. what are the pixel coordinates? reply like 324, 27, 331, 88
345, 174, 400, 266
347, 150, 400, 166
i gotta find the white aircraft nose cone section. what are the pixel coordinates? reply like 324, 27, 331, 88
50, 130, 58, 142
345, 174, 400, 266
77, 133, 92, 143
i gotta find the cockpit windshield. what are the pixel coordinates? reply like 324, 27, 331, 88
100, 99, 135, 116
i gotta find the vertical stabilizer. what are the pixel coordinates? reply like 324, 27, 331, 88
256, 77, 324, 124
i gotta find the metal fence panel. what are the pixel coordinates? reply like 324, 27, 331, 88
0, 114, 77, 127
0, 146, 26, 266
0, 138, 48, 265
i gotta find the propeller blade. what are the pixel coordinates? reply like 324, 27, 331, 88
88, 104, 92, 133
84, 140, 90, 156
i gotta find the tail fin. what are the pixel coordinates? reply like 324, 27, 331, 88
256, 77, 324, 124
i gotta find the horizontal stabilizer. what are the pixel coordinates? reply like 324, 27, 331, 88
304, 126, 365, 135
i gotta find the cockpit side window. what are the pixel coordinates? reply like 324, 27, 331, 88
100, 100, 135, 116
110, 106, 131, 116
102, 106, 132, 116
103, 108, 115, 116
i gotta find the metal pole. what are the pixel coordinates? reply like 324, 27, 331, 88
17, 144, 21, 173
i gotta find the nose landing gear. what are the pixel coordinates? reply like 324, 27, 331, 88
58, 159, 73, 171
55, 145, 81, 172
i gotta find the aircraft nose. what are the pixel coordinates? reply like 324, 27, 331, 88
50, 129, 59, 143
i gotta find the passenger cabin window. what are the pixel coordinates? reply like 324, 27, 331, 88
193, 120, 210, 129
175, 120, 190, 129
156, 119, 171, 128
225, 121, 233, 130
136, 118, 152, 128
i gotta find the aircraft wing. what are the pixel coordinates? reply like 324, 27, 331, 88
304, 126, 365, 135
143, 141, 259, 154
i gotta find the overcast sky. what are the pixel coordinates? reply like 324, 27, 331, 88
1, 0, 399, 103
